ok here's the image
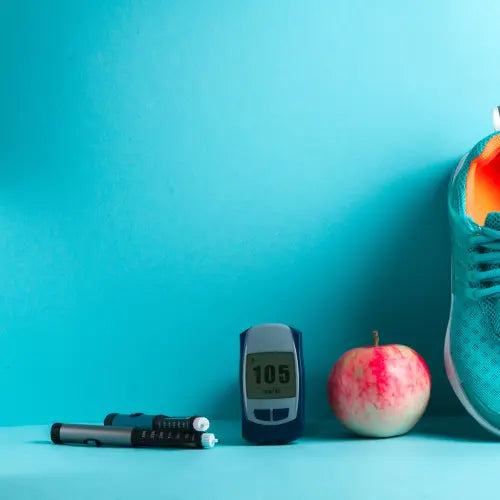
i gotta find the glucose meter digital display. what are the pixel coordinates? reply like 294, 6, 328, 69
245, 352, 297, 399
240, 323, 305, 444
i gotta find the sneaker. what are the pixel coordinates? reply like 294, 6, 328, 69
446, 110, 500, 435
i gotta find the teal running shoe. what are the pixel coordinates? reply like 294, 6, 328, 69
446, 113, 500, 434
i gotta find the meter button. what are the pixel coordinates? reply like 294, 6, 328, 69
272, 408, 289, 421
254, 409, 271, 421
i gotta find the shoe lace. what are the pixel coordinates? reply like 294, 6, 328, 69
469, 226, 500, 298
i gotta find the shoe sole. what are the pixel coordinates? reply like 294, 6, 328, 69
444, 300, 500, 436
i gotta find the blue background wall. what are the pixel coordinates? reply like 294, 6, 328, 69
0, 0, 498, 425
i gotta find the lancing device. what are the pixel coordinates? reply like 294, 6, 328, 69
51, 423, 218, 449
104, 413, 210, 432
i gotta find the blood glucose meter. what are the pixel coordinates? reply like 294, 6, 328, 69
239, 323, 305, 444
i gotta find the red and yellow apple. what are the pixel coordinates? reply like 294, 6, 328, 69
327, 331, 430, 438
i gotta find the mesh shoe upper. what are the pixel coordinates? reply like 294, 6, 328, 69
449, 131, 500, 428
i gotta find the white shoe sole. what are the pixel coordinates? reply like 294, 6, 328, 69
444, 311, 500, 436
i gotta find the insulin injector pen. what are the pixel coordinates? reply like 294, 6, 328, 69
104, 413, 209, 432
51, 423, 218, 449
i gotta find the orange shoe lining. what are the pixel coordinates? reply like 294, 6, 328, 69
466, 135, 500, 225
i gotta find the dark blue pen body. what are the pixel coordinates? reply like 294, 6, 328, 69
104, 413, 208, 432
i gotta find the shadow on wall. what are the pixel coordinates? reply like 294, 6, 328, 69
354, 160, 459, 415
319, 159, 462, 417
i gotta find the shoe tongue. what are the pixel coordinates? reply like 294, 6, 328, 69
484, 212, 500, 230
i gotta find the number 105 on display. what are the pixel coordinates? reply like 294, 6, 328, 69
245, 352, 297, 399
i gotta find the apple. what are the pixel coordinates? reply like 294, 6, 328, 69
327, 331, 430, 438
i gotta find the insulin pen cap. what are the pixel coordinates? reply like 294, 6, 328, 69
193, 417, 209, 432
201, 433, 219, 449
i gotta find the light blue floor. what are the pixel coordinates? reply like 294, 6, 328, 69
0, 417, 498, 500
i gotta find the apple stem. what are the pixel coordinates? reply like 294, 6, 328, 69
372, 330, 379, 347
